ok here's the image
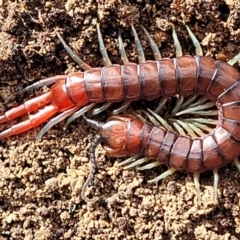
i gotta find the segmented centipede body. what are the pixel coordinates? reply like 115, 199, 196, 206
80, 53, 240, 175
0, 24, 239, 142
1, 23, 240, 202
82, 58, 240, 201
86, 108, 240, 174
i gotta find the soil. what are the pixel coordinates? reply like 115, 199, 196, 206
0, 0, 240, 239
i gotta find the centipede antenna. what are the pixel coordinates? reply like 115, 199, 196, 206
141, 25, 162, 60
112, 101, 131, 114
148, 168, 177, 183
81, 134, 102, 202
92, 102, 112, 115
118, 30, 129, 64
82, 115, 104, 131
213, 169, 219, 203
147, 108, 173, 131
19, 75, 66, 94
154, 97, 167, 114
184, 25, 203, 56
56, 33, 92, 70
175, 102, 216, 116
64, 103, 97, 129
123, 157, 150, 169
171, 25, 183, 57
36, 106, 80, 142
234, 158, 240, 172
96, 23, 112, 66
171, 95, 184, 116
118, 155, 140, 166
131, 25, 146, 63
193, 172, 201, 203
227, 52, 240, 66
137, 161, 161, 170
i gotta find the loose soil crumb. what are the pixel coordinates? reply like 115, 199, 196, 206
0, 0, 240, 239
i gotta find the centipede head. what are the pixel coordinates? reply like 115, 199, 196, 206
84, 114, 142, 157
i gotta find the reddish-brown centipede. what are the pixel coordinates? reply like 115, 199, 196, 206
2, 23, 239, 141
1, 23, 240, 203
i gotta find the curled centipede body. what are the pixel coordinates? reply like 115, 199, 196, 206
1, 23, 239, 142
1, 22, 240, 202
82, 56, 240, 201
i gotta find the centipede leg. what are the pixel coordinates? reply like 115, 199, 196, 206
118, 155, 141, 166
234, 158, 240, 172
92, 102, 112, 115
145, 108, 173, 131
64, 103, 97, 129
148, 168, 177, 183
123, 157, 151, 169
131, 25, 146, 63
137, 161, 162, 170
96, 23, 112, 66
112, 101, 131, 114
118, 30, 129, 64
184, 25, 203, 56
171, 119, 198, 138
192, 172, 202, 204
176, 100, 216, 116
175, 102, 218, 134
36, 106, 81, 141
141, 25, 162, 60
171, 96, 184, 116
179, 95, 197, 110
171, 24, 183, 57
136, 109, 162, 127
19, 75, 67, 93
181, 122, 204, 137
151, 95, 218, 137
56, 33, 92, 70
154, 98, 167, 114
131, 111, 148, 124
119, 155, 162, 172
227, 52, 240, 66
213, 169, 219, 204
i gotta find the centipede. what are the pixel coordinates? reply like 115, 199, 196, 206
0, 23, 240, 203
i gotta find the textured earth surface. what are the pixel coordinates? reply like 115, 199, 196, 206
0, 0, 240, 239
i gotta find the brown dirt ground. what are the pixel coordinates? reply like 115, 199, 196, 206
0, 0, 240, 239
